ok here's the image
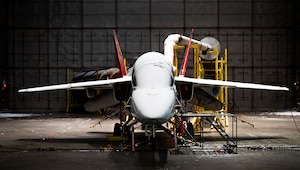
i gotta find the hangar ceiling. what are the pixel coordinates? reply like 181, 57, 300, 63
0, 0, 299, 112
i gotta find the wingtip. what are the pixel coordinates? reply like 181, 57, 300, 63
276, 86, 289, 91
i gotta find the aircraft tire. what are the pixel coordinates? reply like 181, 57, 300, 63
151, 136, 157, 151
113, 123, 121, 136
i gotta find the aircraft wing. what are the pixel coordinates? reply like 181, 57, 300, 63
18, 76, 132, 93
175, 76, 289, 91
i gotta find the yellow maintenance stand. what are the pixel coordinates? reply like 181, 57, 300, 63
173, 37, 229, 130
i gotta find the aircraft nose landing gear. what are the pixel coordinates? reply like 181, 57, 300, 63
144, 124, 158, 150
133, 124, 158, 151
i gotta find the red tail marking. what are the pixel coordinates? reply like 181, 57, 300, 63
112, 29, 127, 77
179, 29, 194, 77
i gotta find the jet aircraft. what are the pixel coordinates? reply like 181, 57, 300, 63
18, 29, 289, 148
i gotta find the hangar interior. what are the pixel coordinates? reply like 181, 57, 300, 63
0, 0, 299, 112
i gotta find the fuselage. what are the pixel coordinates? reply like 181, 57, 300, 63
131, 52, 177, 124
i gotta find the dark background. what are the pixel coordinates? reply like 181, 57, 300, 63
0, 0, 299, 112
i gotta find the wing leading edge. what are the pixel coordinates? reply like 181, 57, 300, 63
18, 76, 132, 93
175, 76, 289, 91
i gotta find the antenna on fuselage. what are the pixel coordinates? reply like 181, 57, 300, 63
112, 29, 127, 77
179, 29, 194, 77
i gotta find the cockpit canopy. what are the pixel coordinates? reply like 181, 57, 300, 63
132, 52, 174, 88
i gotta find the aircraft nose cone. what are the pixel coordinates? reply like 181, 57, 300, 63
132, 88, 175, 123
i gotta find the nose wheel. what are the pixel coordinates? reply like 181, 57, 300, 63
150, 136, 157, 151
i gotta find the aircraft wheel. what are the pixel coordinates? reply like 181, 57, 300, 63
150, 136, 157, 151
187, 121, 194, 136
113, 123, 121, 136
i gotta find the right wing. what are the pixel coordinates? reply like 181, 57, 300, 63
18, 76, 132, 93
175, 76, 289, 91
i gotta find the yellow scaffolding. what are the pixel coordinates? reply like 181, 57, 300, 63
173, 43, 229, 127
196, 46, 228, 113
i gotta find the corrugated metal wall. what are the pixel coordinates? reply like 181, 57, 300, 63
2, 0, 299, 112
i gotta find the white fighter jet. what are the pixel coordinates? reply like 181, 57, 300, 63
18, 30, 288, 145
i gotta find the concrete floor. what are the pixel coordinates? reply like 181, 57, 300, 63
0, 111, 299, 170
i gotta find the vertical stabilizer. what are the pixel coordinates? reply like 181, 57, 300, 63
112, 29, 127, 77
179, 29, 194, 77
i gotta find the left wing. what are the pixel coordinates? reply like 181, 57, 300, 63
175, 76, 289, 91
18, 76, 132, 93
